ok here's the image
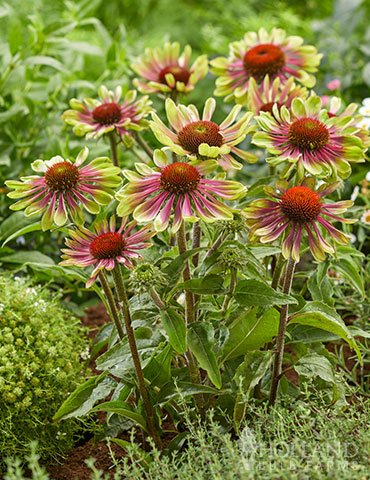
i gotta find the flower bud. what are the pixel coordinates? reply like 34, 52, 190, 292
129, 263, 166, 293
218, 247, 248, 270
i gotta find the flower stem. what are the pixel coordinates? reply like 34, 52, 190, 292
135, 133, 154, 160
176, 221, 202, 401
206, 232, 226, 258
108, 132, 119, 167
269, 256, 296, 406
149, 287, 166, 310
221, 268, 237, 314
176, 221, 194, 324
112, 264, 161, 448
271, 253, 285, 290
192, 222, 201, 267
98, 271, 124, 340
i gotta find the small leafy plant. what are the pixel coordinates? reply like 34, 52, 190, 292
0, 275, 89, 466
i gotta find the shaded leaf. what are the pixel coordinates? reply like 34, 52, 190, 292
234, 280, 297, 307
53, 373, 116, 420
160, 308, 186, 354
188, 322, 222, 388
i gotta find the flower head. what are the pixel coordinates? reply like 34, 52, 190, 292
116, 150, 247, 233
62, 86, 152, 141
60, 216, 154, 287
150, 98, 256, 170
253, 96, 368, 179
216, 212, 248, 235
6, 148, 121, 230
129, 263, 167, 293
248, 76, 308, 116
243, 178, 355, 262
218, 247, 249, 270
131, 42, 208, 95
211, 28, 322, 105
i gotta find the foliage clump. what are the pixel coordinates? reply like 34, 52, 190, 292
0, 274, 88, 467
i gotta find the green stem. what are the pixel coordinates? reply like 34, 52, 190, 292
269, 165, 276, 176
108, 132, 119, 167
176, 221, 194, 325
135, 133, 154, 160
221, 268, 237, 314
149, 287, 166, 310
98, 271, 124, 340
269, 256, 296, 406
112, 265, 161, 448
192, 222, 201, 267
271, 253, 285, 290
176, 222, 202, 400
206, 232, 226, 258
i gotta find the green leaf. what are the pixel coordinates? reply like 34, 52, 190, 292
221, 308, 279, 364
162, 247, 205, 285
294, 353, 335, 384
90, 401, 148, 432
331, 258, 365, 299
160, 308, 186, 354
288, 324, 342, 344
25, 55, 68, 72
234, 351, 273, 395
179, 274, 225, 296
53, 373, 116, 421
247, 245, 281, 259
91, 323, 113, 358
143, 345, 172, 387
188, 322, 222, 389
8, 17, 23, 55
155, 381, 221, 405
2, 222, 42, 247
96, 338, 154, 378
289, 301, 361, 362
0, 250, 55, 267
0, 212, 35, 240
234, 280, 297, 307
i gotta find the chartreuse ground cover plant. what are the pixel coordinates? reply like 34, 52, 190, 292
2, 9, 370, 475
0, 275, 89, 466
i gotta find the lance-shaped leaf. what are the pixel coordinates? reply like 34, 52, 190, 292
161, 308, 186, 354
53, 373, 116, 421
234, 351, 273, 395
90, 401, 148, 432
234, 280, 297, 307
220, 308, 279, 364
294, 353, 335, 384
155, 381, 221, 405
179, 274, 226, 296
289, 301, 361, 362
188, 322, 222, 389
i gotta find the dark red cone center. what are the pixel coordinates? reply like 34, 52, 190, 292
158, 65, 191, 85
244, 44, 285, 81
281, 186, 322, 223
178, 120, 223, 154
288, 117, 330, 151
160, 162, 201, 194
45, 162, 80, 191
90, 232, 125, 259
92, 102, 122, 125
